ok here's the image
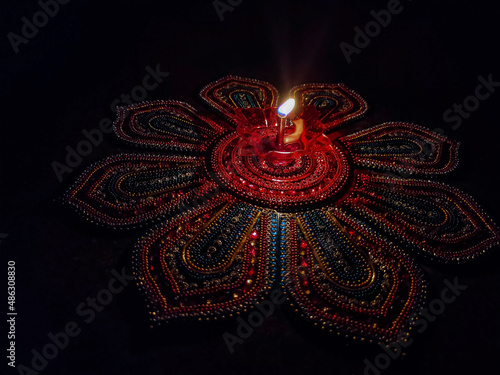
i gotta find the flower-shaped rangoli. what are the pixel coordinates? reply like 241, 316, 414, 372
65, 76, 499, 343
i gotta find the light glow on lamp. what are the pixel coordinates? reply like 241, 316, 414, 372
276, 98, 296, 148
277, 98, 296, 118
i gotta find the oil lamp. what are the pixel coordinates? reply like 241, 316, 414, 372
234, 99, 333, 164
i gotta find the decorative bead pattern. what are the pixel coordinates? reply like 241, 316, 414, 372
339, 122, 459, 175
208, 132, 350, 209
200, 76, 279, 125
64, 153, 210, 228
133, 196, 275, 322
114, 101, 225, 152
284, 208, 425, 342
291, 82, 368, 133
342, 172, 500, 262
65, 75, 500, 343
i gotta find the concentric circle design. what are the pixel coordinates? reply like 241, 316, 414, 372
209, 132, 350, 209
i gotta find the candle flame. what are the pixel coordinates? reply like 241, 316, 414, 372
277, 98, 295, 118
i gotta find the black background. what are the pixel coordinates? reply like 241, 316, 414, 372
1, 0, 500, 374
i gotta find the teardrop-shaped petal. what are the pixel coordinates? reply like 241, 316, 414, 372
134, 201, 277, 323
200, 76, 279, 126
341, 172, 500, 262
64, 153, 216, 228
290, 83, 368, 133
113, 101, 225, 152
339, 123, 459, 175
284, 208, 425, 342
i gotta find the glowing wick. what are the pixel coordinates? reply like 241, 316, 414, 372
276, 98, 295, 147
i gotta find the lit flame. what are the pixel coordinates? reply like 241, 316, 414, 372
277, 98, 295, 118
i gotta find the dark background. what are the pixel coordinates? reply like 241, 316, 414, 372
1, 0, 500, 374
